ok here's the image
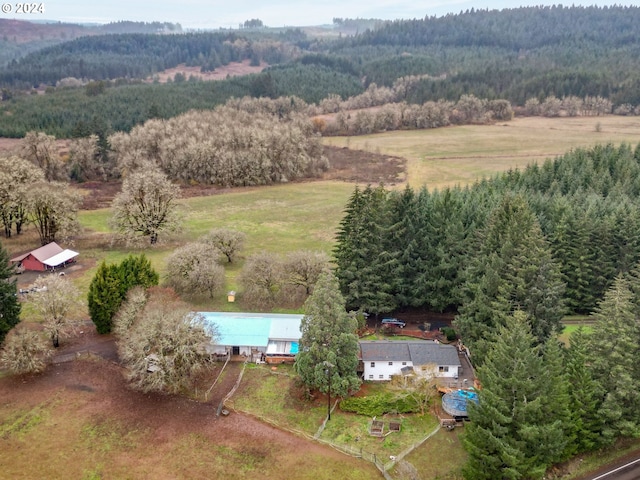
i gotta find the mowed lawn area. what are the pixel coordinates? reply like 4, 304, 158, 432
323, 115, 640, 189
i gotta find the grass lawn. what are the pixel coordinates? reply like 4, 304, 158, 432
231, 363, 441, 472
559, 318, 595, 346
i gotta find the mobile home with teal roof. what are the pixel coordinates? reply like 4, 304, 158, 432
199, 312, 303, 362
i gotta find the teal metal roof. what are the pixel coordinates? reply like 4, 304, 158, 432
198, 312, 302, 347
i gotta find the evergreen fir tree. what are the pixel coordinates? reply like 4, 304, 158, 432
88, 261, 124, 334
0, 241, 21, 344
456, 194, 565, 365
88, 255, 159, 334
463, 311, 564, 480
333, 185, 395, 314
565, 327, 604, 454
588, 275, 640, 441
294, 271, 361, 398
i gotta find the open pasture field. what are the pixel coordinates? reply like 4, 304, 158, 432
6, 115, 640, 312
323, 115, 640, 189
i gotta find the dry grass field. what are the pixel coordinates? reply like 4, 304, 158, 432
323, 115, 640, 189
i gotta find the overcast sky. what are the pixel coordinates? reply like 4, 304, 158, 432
0, 1, 635, 29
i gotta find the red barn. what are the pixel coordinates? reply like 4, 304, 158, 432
10, 242, 79, 272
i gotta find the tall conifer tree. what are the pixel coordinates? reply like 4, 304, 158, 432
463, 312, 565, 480
0, 241, 20, 343
588, 275, 640, 441
294, 271, 361, 398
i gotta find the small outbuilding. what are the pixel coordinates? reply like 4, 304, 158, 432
10, 242, 79, 272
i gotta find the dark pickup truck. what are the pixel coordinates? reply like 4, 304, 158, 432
381, 318, 406, 328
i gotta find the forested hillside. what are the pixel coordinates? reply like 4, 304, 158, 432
332, 6, 640, 105
0, 30, 302, 88
0, 65, 363, 137
1, 6, 640, 138
0, 19, 182, 67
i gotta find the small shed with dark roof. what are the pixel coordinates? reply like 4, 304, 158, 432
360, 340, 461, 381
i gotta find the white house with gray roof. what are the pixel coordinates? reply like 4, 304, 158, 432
360, 341, 461, 381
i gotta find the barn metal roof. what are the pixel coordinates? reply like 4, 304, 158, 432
43, 249, 79, 267
10, 241, 64, 263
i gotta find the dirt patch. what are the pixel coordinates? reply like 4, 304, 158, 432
0, 328, 382, 478
321, 145, 406, 184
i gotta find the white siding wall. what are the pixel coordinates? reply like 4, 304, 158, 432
363, 362, 460, 381
363, 361, 413, 381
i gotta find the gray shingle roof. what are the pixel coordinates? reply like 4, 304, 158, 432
360, 341, 461, 367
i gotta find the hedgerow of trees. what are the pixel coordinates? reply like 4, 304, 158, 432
109, 105, 329, 187
334, 143, 640, 321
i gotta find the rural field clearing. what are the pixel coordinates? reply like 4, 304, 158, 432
323, 115, 640, 189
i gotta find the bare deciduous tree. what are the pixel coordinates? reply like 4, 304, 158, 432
389, 370, 438, 416
27, 181, 82, 245
164, 242, 225, 298
202, 228, 246, 263
30, 275, 82, 347
19, 131, 66, 181
0, 156, 44, 238
117, 289, 217, 394
112, 286, 148, 338
110, 167, 181, 245
284, 250, 329, 295
239, 251, 284, 308
69, 134, 104, 181
541, 96, 562, 117
0, 326, 52, 374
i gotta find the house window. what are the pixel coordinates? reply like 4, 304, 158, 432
402, 362, 407, 366
379, 375, 384, 379
370, 362, 375, 368
439, 366, 449, 373
388, 361, 393, 366
368, 375, 373, 379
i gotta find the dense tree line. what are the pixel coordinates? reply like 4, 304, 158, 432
334, 143, 640, 323
109, 103, 329, 187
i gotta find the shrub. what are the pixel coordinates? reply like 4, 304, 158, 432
442, 327, 457, 341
